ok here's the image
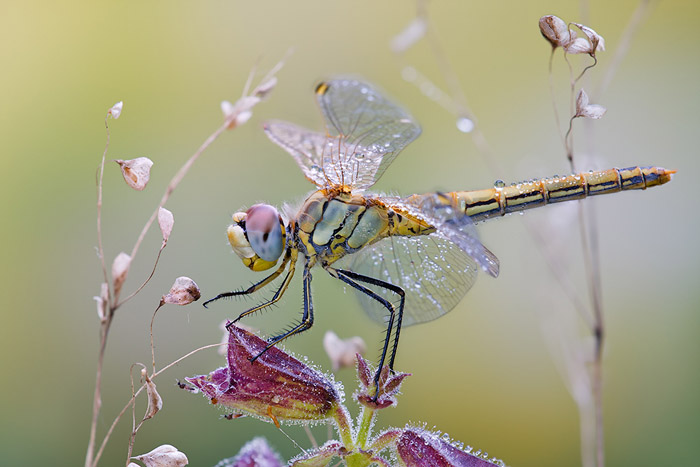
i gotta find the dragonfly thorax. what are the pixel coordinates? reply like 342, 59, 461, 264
227, 204, 286, 272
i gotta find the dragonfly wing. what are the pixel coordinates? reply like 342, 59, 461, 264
315, 79, 421, 189
402, 193, 500, 278
346, 234, 479, 326
263, 120, 334, 188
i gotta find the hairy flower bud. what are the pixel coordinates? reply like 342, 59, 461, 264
355, 354, 409, 409
216, 437, 284, 467
396, 428, 506, 467
186, 324, 340, 423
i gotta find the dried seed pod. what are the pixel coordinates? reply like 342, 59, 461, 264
574, 89, 607, 119
133, 445, 188, 467
158, 207, 174, 245
161, 277, 201, 306
539, 15, 571, 49
108, 101, 123, 119
111, 252, 131, 298
142, 369, 162, 421
115, 157, 153, 191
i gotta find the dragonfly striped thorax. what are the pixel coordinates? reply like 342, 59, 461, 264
204, 78, 674, 394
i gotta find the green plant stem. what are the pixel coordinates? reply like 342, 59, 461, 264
332, 405, 355, 449
355, 406, 376, 449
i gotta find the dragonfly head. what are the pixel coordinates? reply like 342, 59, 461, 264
227, 204, 286, 272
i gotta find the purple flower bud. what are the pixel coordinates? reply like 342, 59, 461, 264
396, 427, 506, 467
217, 437, 284, 467
355, 354, 410, 410
186, 324, 340, 423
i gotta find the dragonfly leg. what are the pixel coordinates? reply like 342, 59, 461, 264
251, 262, 314, 361
203, 252, 291, 308
228, 260, 296, 328
327, 266, 406, 398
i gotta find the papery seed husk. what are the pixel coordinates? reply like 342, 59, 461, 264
115, 157, 153, 191
134, 444, 188, 467
111, 252, 131, 297
158, 207, 174, 244
109, 101, 123, 119
162, 277, 200, 305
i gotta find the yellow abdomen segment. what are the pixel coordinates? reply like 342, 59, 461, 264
453, 166, 674, 222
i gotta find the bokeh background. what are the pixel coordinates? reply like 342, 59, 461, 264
1, 1, 697, 466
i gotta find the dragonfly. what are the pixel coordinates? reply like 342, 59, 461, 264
204, 78, 674, 390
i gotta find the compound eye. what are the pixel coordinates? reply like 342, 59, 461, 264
245, 204, 285, 262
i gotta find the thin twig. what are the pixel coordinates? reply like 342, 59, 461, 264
86, 115, 116, 467
97, 117, 112, 304
127, 364, 143, 464
92, 343, 225, 466
115, 121, 229, 306
303, 423, 319, 450
151, 303, 164, 375
564, 53, 576, 165
574, 56, 598, 83
86, 320, 110, 467
116, 244, 165, 308
548, 49, 568, 151
88, 55, 288, 467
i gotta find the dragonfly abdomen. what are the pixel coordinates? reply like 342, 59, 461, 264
455, 166, 674, 223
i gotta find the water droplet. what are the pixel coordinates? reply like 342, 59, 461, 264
456, 117, 474, 133
493, 179, 505, 188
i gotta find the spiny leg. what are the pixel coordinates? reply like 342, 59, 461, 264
228, 260, 296, 328
327, 266, 406, 398
203, 252, 291, 308
250, 261, 314, 362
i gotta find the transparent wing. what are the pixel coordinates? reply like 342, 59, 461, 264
343, 193, 499, 326
346, 234, 479, 326
400, 193, 500, 278
315, 79, 421, 189
263, 120, 335, 188
263, 79, 421, 191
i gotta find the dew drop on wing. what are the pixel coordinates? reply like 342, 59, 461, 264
493, 179, 505, 188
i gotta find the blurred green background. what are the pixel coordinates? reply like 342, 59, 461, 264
1, 1, 697, 466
